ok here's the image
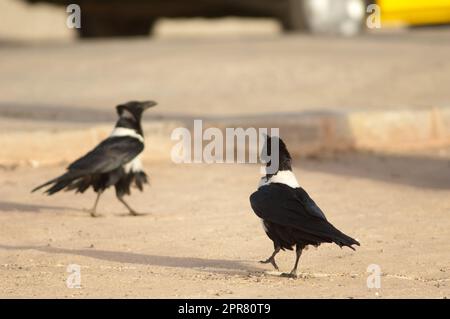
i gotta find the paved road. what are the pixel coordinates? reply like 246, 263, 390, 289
1, 28, 450, 124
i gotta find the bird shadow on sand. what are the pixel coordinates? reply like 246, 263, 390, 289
0, 201, 83, 213
0, 244, 263, 276
0, 201, 156, 217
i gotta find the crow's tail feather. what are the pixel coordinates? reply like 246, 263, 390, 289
31, 171, 81, 195
326, 224, 360, 250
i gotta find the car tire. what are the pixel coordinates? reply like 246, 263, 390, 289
76, 11, 155, 38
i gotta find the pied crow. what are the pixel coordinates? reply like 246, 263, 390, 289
250, 136, 360, 278
32, 100, 156, 217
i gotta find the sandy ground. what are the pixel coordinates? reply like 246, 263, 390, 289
0, 152, 449, 298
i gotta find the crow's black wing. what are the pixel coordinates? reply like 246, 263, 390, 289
250, 183, 326, 222
295, 187, 327, 220
250, 183, 360, 249
68, 136, 144, 174
32, 136, 144, 194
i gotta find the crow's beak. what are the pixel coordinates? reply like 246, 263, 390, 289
142, 101, 157, 110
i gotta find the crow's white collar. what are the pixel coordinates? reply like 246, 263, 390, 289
259, 170, 299, 189
110, 127, 144, 143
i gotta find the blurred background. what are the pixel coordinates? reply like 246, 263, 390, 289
1, 0, 450, 159
2, 0, 450, 40
1, 0, 450, 147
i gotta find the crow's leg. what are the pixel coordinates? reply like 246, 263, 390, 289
260, 246, 281, 271
116, 195, 140, 216
87, 191, 102, 217
281, 245, 304, 278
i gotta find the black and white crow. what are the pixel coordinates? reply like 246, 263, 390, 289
250, 136, 360, 278
32, 100, 156, 217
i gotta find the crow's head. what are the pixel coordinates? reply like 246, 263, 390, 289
262, 135, 292, 175
116, 100, 157, 121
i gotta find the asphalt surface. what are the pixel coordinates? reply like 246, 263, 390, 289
1, 28, 450, 124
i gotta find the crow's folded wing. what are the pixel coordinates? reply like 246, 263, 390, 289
295, 186, 327, 220
249, 183, 360, 248
68, 136, 144, 174
250, 183, 325, 227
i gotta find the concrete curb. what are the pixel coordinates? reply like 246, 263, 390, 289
1, 106, 449, 168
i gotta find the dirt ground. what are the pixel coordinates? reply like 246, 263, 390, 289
0, 151, 449, 298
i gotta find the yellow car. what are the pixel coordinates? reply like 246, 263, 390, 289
291, 0, 450, 35
378, 0, 450, 26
